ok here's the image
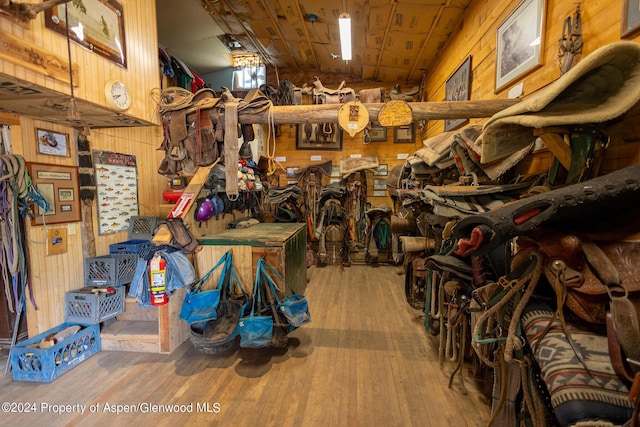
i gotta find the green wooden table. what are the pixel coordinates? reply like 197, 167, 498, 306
199, 223, 307, 294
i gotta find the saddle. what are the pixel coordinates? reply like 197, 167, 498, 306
310, 77, 355, 105
519, 229, 640, 383
389, 83, 421, 102
365, 207, 392, 261
358, 87, 384, 104
453, 163, 640, 256
157, 87, 221, 177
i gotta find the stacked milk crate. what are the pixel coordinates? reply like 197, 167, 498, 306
9, 217, 157, 383
67, 216, 161, 325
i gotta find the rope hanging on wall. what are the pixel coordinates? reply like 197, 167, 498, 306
64, 4, 80, 121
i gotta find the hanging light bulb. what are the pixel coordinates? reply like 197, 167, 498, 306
339, 13, 352, 61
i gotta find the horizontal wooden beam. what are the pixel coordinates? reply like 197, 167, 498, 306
237, 99, 520, 125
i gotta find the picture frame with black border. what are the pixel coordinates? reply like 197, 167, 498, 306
445, 55, 472, 132
394, 124, 414, 143
296, 124, 343, 150
369, 125, 387, 142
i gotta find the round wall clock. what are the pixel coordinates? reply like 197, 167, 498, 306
104, 80, 131, 111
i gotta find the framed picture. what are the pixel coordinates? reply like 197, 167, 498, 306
622, 0, 640, 38
36, 129, 68, 157
375, 164, 388, 176
285, 166, 299, 178
45, 0, 127, 68
27, 162, 82, 226
373, 179, 387, 191
369, 125, 387, 142
296, 124, 343, 150
58, 188, 74, 202
495, 0, 546, 92
394, 124, 414, 143
445, 56, 472, 131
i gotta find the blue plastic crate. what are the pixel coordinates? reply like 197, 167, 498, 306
65, 286, 125, 324
10, 323, 101, 383
109, 239, 153, 259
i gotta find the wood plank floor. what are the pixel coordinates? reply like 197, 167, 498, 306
0, 264, 490, 427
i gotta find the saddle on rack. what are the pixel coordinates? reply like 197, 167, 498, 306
310, 77, 355, 105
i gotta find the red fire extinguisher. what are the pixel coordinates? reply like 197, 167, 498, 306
149, 253, 168, 306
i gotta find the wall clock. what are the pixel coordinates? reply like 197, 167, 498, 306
104, 80, 131, 111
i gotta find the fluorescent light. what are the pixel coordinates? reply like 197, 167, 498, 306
339, 13, 352, 61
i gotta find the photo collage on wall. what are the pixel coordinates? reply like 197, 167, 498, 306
93, 150, 139, 235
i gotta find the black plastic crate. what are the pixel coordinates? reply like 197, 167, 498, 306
84, 254, 137, 286
127, 216, 160, 241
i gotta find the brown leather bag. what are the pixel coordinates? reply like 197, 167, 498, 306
521, 229, 640, 382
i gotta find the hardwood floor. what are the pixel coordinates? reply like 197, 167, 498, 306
0, 264, 490, 427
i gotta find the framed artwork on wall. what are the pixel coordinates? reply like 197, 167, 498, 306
374, 164, 388, 176
296, 123, 343, 150
36, 128, 69, 157
369, 125, 387, 142
27, 162, 82, 226
495, 0, 546, 92
622, 0, 640, 38
45, 0, 127, 68
444, 55, 472, 132
394, 124, 414, 143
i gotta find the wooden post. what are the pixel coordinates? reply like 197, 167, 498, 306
186, 99, 520, 125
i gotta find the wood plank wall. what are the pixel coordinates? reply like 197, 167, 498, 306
420, 0, 640, 175
0, 1, 171, 336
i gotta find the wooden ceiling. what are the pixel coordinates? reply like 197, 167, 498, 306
171, 0, 473, 84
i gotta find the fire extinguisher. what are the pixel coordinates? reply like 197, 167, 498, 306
149, 253, 168, 306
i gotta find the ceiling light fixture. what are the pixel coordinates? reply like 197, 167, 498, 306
339, 12, 352, 61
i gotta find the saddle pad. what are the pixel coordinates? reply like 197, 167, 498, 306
522, 300, 633, 426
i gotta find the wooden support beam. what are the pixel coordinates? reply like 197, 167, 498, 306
191, 98, 520, 125
533, 127, 573, 170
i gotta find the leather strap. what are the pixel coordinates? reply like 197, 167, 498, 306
607, 311, 635, 383
223, 102, 239, 197
583, 240, 640, 379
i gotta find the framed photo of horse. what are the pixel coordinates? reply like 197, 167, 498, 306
296, 123, 343, 151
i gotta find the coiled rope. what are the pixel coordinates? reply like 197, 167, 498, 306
1, 154, 48, 313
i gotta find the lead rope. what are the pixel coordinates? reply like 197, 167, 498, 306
265, 102, 285, 177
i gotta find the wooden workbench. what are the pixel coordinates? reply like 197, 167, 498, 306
196, 223, 307, 295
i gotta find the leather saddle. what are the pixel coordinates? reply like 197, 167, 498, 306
310, 77, 355, 105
